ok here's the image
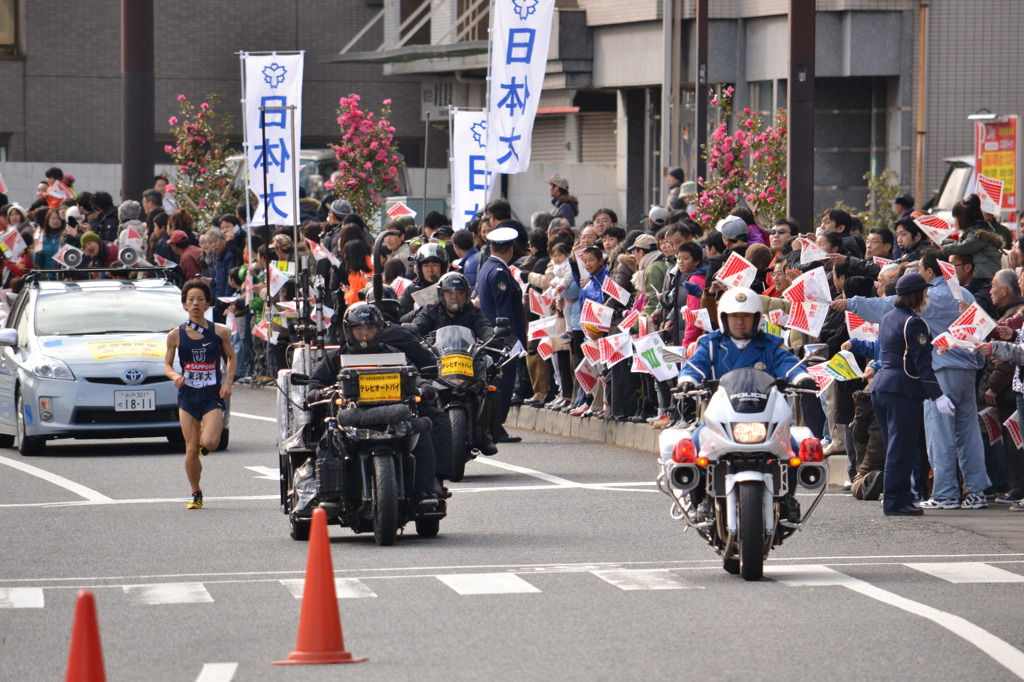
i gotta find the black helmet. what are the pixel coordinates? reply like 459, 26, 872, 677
437, 272, 470, 314
342, 302, 384, 352
414, 243, 448, 282
364, 285, 400, 321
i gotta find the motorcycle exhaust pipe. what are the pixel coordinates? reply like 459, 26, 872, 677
667, 463, 700, 494
797, 462, 828, 491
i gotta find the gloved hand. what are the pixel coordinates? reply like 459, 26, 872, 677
935, 395, 955, 416
793, 374, 818, 390
676, 376, 698, 392
418, 385, 437, 403
683, 280, 704, 298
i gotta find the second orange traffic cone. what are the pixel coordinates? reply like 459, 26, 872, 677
273, 507, 368, 665
65, 590, 106, 682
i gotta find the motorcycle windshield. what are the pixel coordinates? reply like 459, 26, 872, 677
718, 368, 775, 414
435, 325, 476, 353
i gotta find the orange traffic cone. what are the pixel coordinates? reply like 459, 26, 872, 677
273, 507, 368, 665
65, 590, 106, 682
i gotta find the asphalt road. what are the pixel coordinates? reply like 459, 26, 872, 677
1, 386, 1023, 681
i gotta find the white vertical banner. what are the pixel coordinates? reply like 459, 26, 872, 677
241, 52, 304, 226
485, 0, 556, 174
451, 109, 496, 230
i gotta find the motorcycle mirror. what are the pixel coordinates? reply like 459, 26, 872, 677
494, 326, 511, 339
804, 343, 828, 359
289, 373, 310, 386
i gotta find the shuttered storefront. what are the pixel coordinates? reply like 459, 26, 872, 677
579, 112, 616, 164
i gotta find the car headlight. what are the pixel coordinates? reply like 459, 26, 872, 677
32, 356, 76, 381
732, 422, 767, 444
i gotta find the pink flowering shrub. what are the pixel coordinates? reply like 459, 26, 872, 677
696, 86, 788, 229
330, 94, 405, 224
165, 93, 241, 225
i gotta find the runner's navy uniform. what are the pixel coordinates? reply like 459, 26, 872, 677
177, 322, 225, 419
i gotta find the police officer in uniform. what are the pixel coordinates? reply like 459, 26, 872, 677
871, 273, 955, 516
477, 226, 526, 443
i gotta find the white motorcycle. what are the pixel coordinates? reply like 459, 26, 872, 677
657, 346, 830, 581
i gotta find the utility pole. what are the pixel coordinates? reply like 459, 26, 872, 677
121, 0, 154, 203
787, 0, 815, 231
694, 0, 708, 186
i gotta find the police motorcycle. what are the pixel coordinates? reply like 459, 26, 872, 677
657, 339, 830, 582
423, 320, 518, 481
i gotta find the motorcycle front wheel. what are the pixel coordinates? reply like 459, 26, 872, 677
737, 481, 765, 581
448, 407, 469, 482
372, 455, 400, 546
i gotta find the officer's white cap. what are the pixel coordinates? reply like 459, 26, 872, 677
487, 227, 519, 244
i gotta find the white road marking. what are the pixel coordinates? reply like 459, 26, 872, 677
280, 578, 377, 600
195, 663, 238, 682
245, 466, 279, 480
769, 565, 1024, 679
904, 562, 1024, 583
437, 573, 542, 595
231, 411, 277, 423
591, 569, 703, 591
0, 587, 44, 608
0, 494, 278, 509
471, 458, 579, 487
0, 454, 111, 502
123, 583, 214, 605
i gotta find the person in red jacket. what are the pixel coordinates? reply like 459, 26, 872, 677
169, 229, 204, 280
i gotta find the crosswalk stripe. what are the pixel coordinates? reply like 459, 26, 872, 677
437, 573, 542, 595
123, 583, 214, 605
904, 562, 1024, 584
591, 569, 703, 591
195, 662, 238, 682
0, 587, 44, 608
279, 578, 377, 600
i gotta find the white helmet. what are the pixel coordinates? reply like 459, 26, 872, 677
717, 287, 763, 339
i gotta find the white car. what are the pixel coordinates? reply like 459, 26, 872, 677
0, 276, 230, 455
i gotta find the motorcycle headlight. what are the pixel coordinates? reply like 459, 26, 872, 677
732, 422, 767, 444
32, 356, 76, 381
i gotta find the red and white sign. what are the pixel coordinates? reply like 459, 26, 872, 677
252, 319, 270, 340
0, 170, 7, 193
846, 312, 879, 341
386, 201, 417, 219
683, 306, 713, 332
768, 308, 788, 327
937, 259, 963, 301
529, 288, 552, 316
46, 180, 75, 200
783, 267, 831, 304
797, 236, 828, 264
976, 173, 1005, 215
980, 406, 1002, 444
601, 276, 630, 305
786, 301, 828, 337
949, 303, 997, 342
598, 331, 633, 368
618, 309, 640, 332
268, 263, 294, 297
714, 252, 756, 289
536, 336, 554, 360
914, 215, 954, 244
527, 315, 558, 341
154, 254, 176, 268
873, 256, 894, 267
581, 299, 614, 332
807, 363, 835, 395
1004, 411, 1023, 450
309, 239, 341, 268
390, 276, 412, 297
581, 338, 602, 365
975, 115, 1018, 211
574, 359, 599, 395
0, 229, 27, 258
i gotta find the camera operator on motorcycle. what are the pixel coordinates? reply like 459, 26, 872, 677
398, 243, 448, 322
404, 271, 501, 457
308, 302, 444, 503
676, 287, 817, 522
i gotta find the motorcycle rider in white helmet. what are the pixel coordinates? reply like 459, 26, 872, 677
676, 287, 817, 521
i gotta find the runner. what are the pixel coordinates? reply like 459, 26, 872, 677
163, 279, 237, 509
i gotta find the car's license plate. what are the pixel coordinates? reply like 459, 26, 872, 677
115, 390, 155, 412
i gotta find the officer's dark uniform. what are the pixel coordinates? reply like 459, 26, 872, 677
404, 302, 495, 342
871, 290, 942, 514
477, 242, 526, 434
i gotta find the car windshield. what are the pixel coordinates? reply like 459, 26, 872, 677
34, 287, 184, 335
434, 325, 475, 353
718, 367, 776, 414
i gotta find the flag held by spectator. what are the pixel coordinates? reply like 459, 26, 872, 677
797, 236, 828, 264
632, 332, 678, 381
46, 180, 75, 200
537, 336, 554, 360
599, 331, 633, 367
581, 338, 602, 365
786, 301, 828, 337
574, 358, 599, 395
949, 303, 997, 341
682, 306, 713, 332
529, 288, 551, 316
581, 299, 613, 331
914, 215, 954, 244
807, 363, 835, 395
824, 350, 864, 381
714, 252, 756, 289
386, 201, 417, 219
1004, 411, 1023, 450
390, 276, 412, 297
976, 174, 1004, 215
601, 276, 630, 305
618, 309, 640, 332
846, 312, 879, 341
268, 263, 294, 297
0, 229, 27, 258
980, 406, 1002, 444
873, 256, 894, 266
937, 260, 963, 301
527, 315, 557, 340
309, 239, 341, 268
784, 267, 831, 304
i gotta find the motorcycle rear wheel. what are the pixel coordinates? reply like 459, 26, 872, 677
372, 455, 399, 546
738, 481, 765, 581
415, 517, 440, 537
448, 407, 469, 482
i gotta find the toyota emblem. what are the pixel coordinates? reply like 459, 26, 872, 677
123, 369, 145, 385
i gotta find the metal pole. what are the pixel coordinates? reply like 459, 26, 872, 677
422, 110, 430, 220
121, 0, 154, 203
787, 0, 816, 232
914, 0, 930, 212
694, 0, 708, 188
660, 0, 673, 201
238, 53, 254, 304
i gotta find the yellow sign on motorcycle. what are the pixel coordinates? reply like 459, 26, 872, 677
358, 372, 403, 403
441, 353, 474, 377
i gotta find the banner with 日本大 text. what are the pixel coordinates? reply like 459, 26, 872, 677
242, 52, 304, 226
450, 109, 495, 230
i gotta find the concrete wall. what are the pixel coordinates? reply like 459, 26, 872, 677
506, 161, 619, 228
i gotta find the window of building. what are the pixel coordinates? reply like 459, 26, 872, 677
0, 0, 17, 56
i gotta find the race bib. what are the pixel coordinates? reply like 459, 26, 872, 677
183, 362, 217, 388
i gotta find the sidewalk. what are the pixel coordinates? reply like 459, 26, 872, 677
507, 404, 1024, 552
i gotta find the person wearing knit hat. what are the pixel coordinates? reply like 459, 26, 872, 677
80, 231, 101, 247
666, 167, 685, 206
79, 230, 117, 269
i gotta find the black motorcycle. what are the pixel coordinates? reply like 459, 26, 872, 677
280, 354, 445, 545
425, 322, 517, 481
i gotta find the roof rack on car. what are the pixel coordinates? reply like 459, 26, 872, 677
23, 267, 177, 285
